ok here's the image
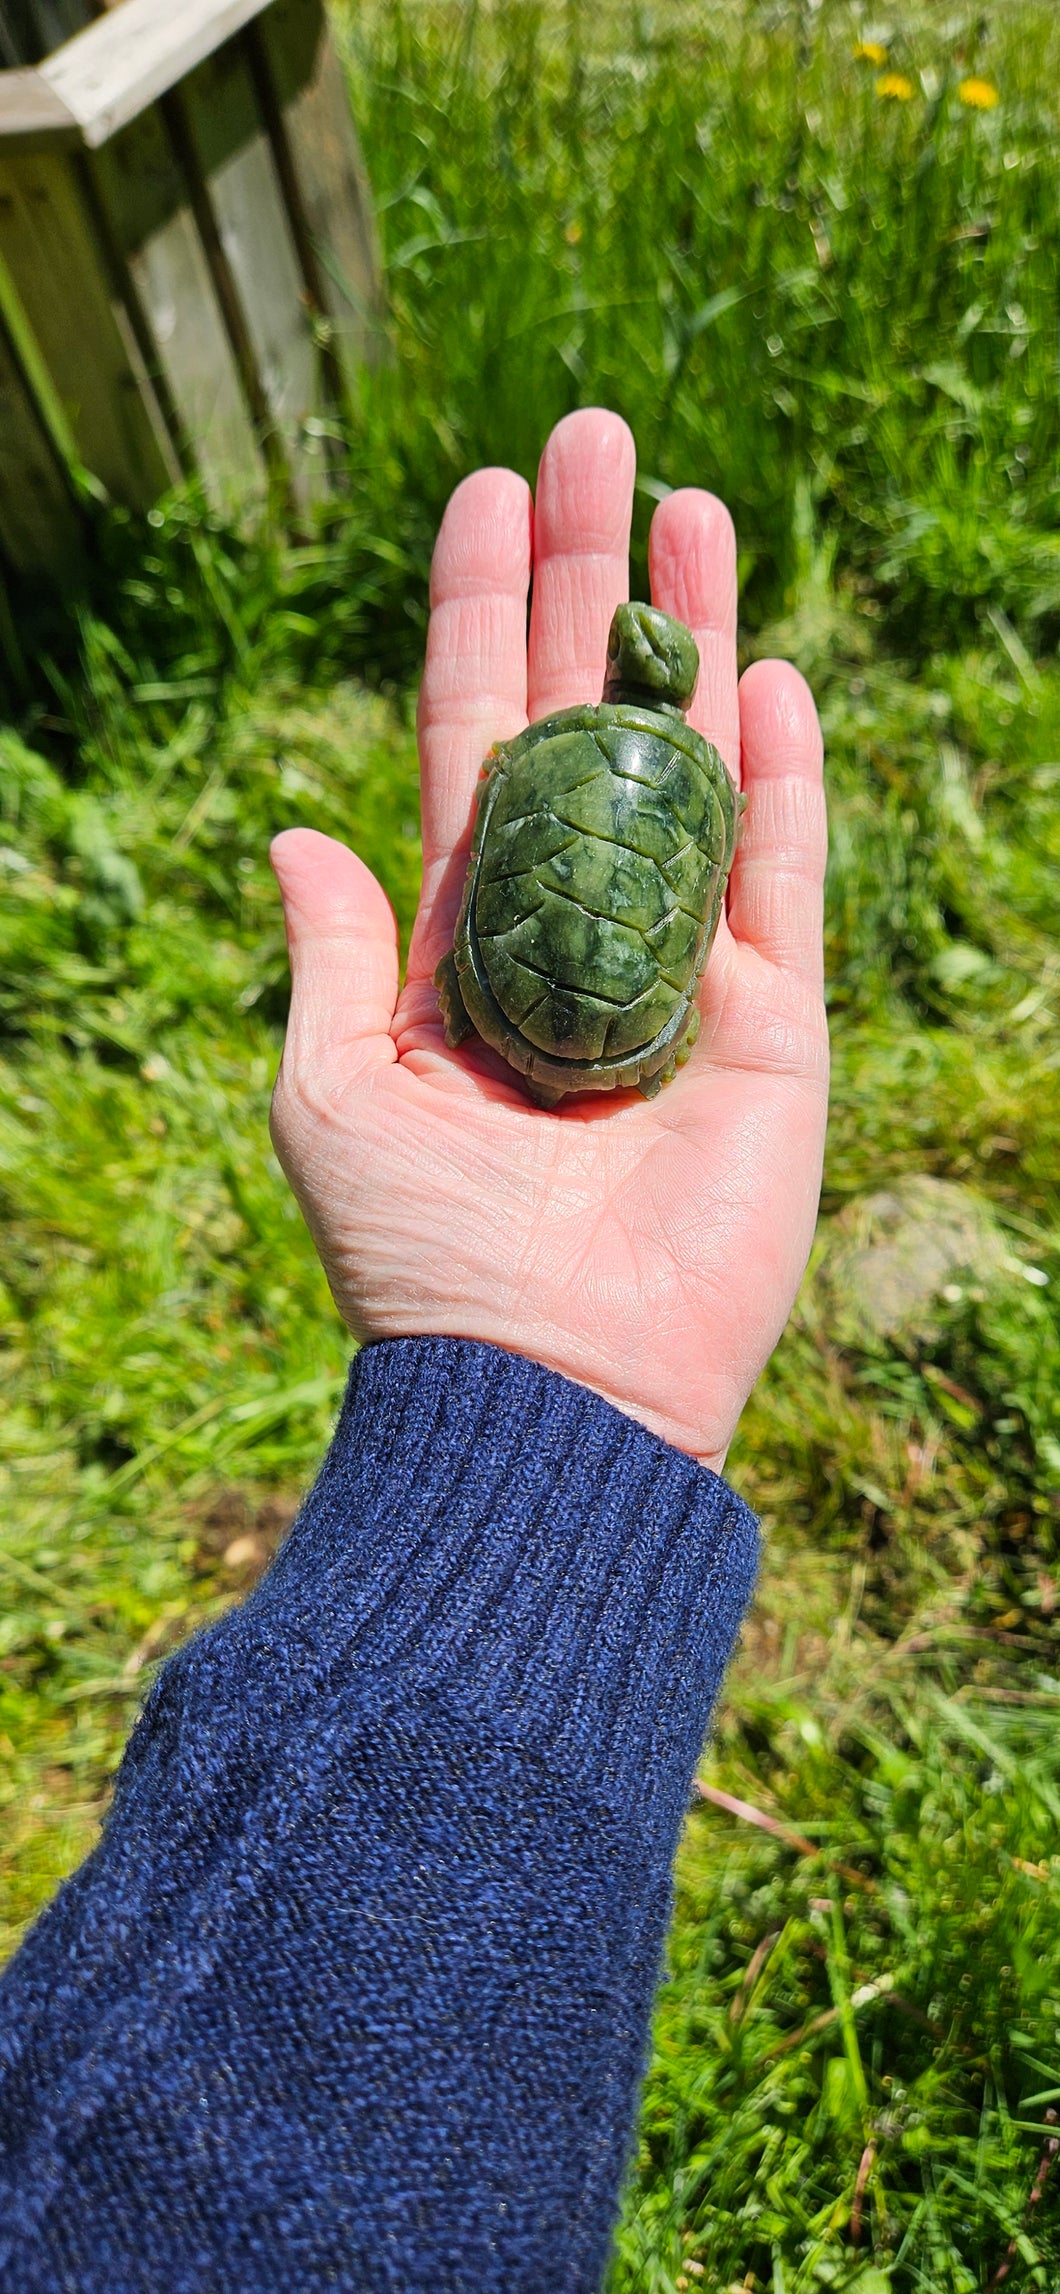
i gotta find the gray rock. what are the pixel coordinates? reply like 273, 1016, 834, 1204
812, 1174, 1010, 1352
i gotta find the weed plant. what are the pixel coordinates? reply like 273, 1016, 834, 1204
0, 3, 1058, 2287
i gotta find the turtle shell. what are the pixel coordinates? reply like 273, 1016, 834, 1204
436, 605, 740, 1106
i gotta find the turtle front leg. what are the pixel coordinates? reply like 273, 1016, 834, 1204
434, 951, 474, 1048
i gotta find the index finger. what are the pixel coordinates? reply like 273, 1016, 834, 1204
411, 466, 532, 982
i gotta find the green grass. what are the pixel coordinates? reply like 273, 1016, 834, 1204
1, 1, 1059, 2285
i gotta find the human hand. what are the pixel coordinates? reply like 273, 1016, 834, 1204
269, 410, 828, 1471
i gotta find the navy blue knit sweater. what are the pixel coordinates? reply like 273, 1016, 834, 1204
0, 1337, 757, 2292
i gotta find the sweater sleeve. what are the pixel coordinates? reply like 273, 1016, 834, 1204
0, 1336, 758, 2294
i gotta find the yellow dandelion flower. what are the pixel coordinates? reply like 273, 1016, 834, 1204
854, 40, 888, 65
958, 77, 999, 108
875, 71, 915, 100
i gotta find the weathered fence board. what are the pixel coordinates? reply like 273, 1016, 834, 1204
256, 0, 380, 393
39, 0, 277, 145
0, 62, 77, 142
91, 101, 263, 507
177, 34, 320, 498
0, 286, 80, 567
0, 0, 384, 574
0, 143, 171, 502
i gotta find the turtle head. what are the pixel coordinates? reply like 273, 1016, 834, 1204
602, 602, 699, 716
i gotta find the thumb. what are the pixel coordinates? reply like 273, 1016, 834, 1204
270, 828, 399, 1080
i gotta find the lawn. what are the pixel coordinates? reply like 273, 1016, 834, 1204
1, 2, 1058, 2287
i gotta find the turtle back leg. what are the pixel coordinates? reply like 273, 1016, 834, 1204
435, 951, 474, 1048
525, 1078, 566, 1111
637, 1006, 701, 1100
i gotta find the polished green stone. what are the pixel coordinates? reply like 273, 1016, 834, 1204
436, 602, 741, 1106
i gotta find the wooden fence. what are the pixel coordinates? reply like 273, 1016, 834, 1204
0, 0, 383, 575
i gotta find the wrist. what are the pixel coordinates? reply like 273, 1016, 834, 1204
332, 1293, 747, 1475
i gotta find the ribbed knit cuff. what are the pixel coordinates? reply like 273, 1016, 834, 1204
256, 1338, 759, 1829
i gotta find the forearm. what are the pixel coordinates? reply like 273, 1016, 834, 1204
0, 1338, 757, 2294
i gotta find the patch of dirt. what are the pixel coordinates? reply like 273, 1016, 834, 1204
191, 1486, 302, 1588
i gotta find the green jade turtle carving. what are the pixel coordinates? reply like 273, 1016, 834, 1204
435, 601, 743, 1109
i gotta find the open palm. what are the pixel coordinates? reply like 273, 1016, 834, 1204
269, 410, 828, 1470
